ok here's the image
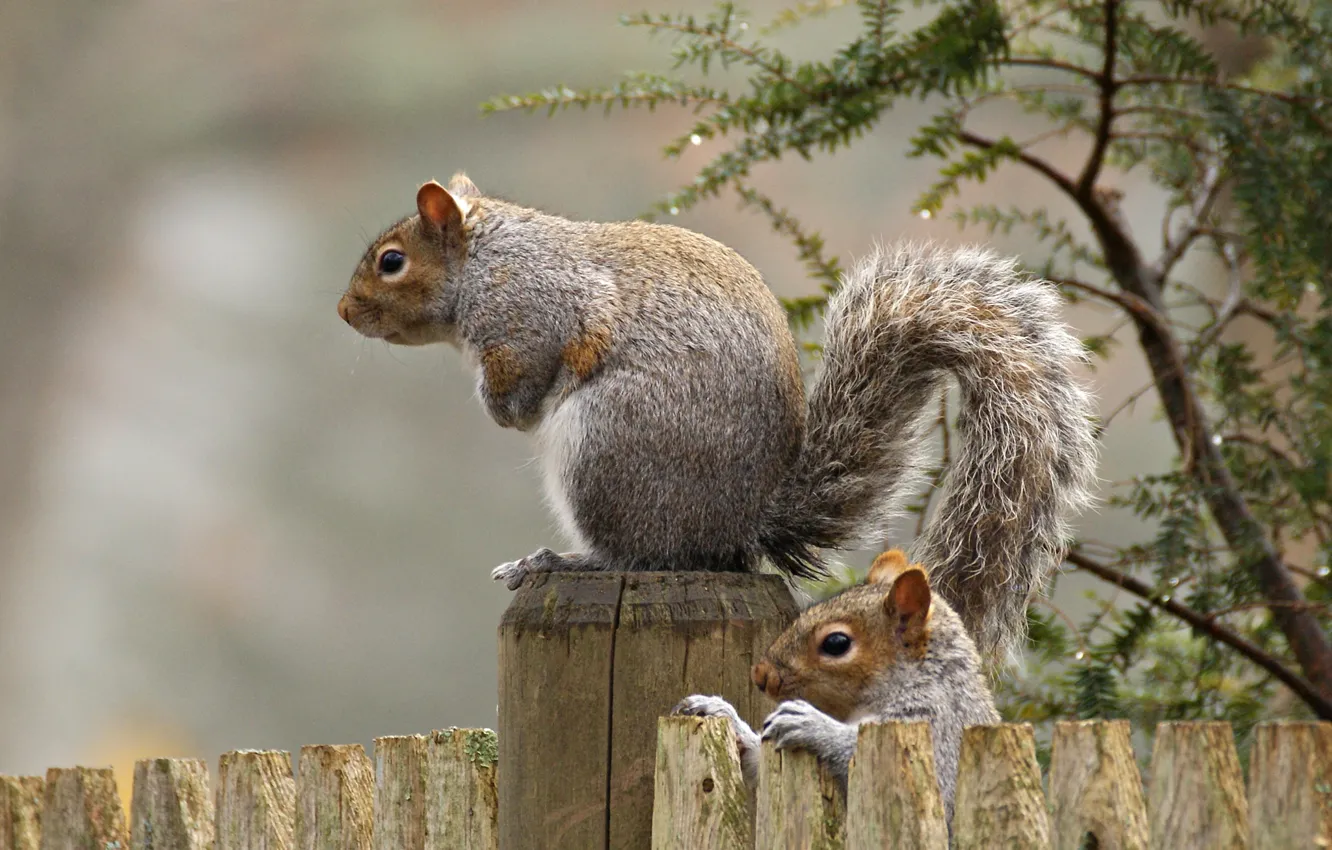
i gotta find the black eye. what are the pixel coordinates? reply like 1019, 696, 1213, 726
378, 250, 406, 275
819, 632, 852, 657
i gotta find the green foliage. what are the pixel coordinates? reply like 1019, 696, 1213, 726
487, 0, 1332, 738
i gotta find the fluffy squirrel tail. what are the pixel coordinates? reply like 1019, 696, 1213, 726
760, 242, 1098, 659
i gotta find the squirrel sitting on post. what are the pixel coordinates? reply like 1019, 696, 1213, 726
338, 175, 1098, 666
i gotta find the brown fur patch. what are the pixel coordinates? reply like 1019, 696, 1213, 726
481, 345, 523, 397
868, 549, 911, 584
561, 324, 612, 382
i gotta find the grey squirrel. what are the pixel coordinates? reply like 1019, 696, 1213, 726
675, 549, 1006, 826
338, 173, 1097, 661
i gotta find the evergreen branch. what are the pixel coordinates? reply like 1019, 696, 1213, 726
1118, 75, 1331, 106
1076, 0, 1121, 198
1068, 550, 1332, 719
1000, 56, 1102, 83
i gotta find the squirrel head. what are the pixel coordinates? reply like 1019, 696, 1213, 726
337, 173, 482, 345
751, 549, 934, 721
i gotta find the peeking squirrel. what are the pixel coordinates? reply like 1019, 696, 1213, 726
338, 174, 1097, 663
675, 549, 1004, 826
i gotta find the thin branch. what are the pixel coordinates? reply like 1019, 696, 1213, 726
1068, 551, 1332, 719
1157, 158, 1226, 278
1118, 75, 1330, 107
1000, 56, 1103, 83
1075, 0, 1120, 198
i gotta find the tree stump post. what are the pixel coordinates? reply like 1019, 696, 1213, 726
497, 570, 797, 850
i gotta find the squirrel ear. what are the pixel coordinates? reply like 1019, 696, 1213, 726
885, 568, 932, 644
447, 171, 482, 199
868, 549, 911, 585
416, 180, 469, 229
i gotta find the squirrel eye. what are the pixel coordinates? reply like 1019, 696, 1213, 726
378, 250, 406, 276
819, 632, 852, 657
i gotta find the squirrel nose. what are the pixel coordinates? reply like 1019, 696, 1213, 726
337, 295, 353, 325
752, 661, 782, 699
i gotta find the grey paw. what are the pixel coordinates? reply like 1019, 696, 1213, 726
672, 695, 760, 756
491, 547, 559, 590
760, 699, 849, 753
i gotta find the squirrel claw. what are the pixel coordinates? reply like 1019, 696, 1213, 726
491, 547, 564, 590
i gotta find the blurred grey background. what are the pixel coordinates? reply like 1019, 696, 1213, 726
0, 0, 1188, 788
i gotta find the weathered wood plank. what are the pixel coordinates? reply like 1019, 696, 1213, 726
1, 776, 44, 850
372, 735, 426, 850
216, 750, 295, 850
1247, 721, 1332, 850
609, 572, 796, 848
1048, 720, 1148, 850
755, 740, 843, 849
844, 721, 947, 849
296, 745, 373, 850
651, 716, 751, 850
951, 723, 1049, 849
424, 728, 498, 850
130, 758, 214, 849
1147, 721, 1248, 850
38, 767, 128, 850
498, 572, 622, 850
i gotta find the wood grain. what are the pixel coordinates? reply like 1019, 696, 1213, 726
296, 744, 373, 850
130, 758, 214, 849
425, 728, 498, 850
1048, 720, 1147, 850
650, 717, 751, 850
0, 776, 43, 850
951, 724, 1050, 849
844, 721, 947, 849
755, 740, 844, 849
1148, 721, 1248, 850
216, 750, 295, 850
1246, 721, 1332, 850
39, 767, 128, 850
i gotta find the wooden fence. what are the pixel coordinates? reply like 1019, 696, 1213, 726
4, 718, 1329, 849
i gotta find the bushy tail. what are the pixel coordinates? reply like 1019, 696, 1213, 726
760, 242, 1098, 659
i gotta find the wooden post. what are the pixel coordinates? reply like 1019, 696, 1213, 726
296, 745, 374, 850
1, 776, 44, 850
372, 736, 426, 850
755, 741, 844, 849
130, 758, 214, 849
498, 571, 796, 850
424, 728, 498, 850
844, 721, 947, 849
951, 724, 1050, 849
1048, 720, 1148, 850
216, 750, 296, 850
1246, 721, 1332, 850
38, 767, 128, 850
650, 716, 751, 850
1147, 721, 1248, 850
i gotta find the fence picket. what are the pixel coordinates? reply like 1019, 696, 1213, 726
424, 728, 498, 850
951, 724, 1049, 849
0, 776, 44, 850
844, 721, 947, 849
1148, 721, 1248, 850
216, 750, 295, 850
37, 767, 127, 850
650, 716, 751, 850
1048, 720, 1147, 850
1246, 721, 1332, 850
296, 745, 373, 850
754, 741, 844, 849
130, 758, 214, 849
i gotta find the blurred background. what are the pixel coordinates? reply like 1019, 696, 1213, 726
0, 0, 1191, 787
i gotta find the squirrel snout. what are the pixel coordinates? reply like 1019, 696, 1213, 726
337, 295, 354, 325
752, 661, 782, 699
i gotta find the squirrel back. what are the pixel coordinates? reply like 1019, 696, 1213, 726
763, 244, 1098, 659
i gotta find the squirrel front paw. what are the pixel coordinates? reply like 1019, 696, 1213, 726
490, 547, 563, 590
672, 695, 760, 784
760, 700, 858, 780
